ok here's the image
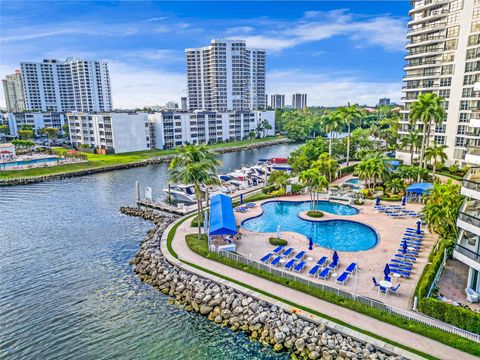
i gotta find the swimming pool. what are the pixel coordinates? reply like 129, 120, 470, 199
346, 178, 361, 184
242, 201, 378, 252
1, 157, 60, 169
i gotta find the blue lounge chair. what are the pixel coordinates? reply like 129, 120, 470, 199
390, 284, 400, 294
397, 249, 419, 255
390, 260, 413, 268
272, 245, 284, 254
336, 271, 350, 285
316, 256, 328, 268
345, 262, 357, 273
260, 253, 272, 263
394, 254, 416, 262
245, 202, 257, 208
378, 285, 387, 293
283, 247, 294, 257
271, 256, 282, 266
284, 259, 296, 270
295, 251, 306, 261
308, 264, 320, 277
294, 261, 306, 272
391, 269, 410, 278
318, 267, 331, 280
235, 207, 247, 213
372, 277, 380, 288
328, 260, 339, 270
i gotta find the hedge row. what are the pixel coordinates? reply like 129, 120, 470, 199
340, 164, 357, 176
415, 239, 480, 334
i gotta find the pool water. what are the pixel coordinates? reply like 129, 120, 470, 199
346, 178, 361, 184
1, 157, 60, 169
242, 201, 378, 252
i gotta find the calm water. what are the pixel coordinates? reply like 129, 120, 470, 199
242, 201, 378, 252
0, 143, 299, 360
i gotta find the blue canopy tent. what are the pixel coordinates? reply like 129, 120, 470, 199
406, 183, 433, 195
209, 193, 237, 237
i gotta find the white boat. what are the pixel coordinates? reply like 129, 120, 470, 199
163, 184, 197, 203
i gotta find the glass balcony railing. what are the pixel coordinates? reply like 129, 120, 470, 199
458, 211, 480, 228
463, 167, 480, 190
454, 243, 480, 263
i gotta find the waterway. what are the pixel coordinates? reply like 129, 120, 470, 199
0, 143, 299, 360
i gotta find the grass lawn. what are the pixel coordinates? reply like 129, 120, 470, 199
0, 136, 284, 181
182, 233, 480, 357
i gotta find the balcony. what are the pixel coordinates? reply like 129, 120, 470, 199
465, 147, 480, 166
457, 197, 480, 236
408, 0, 449, 15
453, 229, 480, 271
462, 167, 480, 198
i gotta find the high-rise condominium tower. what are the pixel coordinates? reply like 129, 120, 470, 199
20, 58, 112, 112
399, 0, 480, 166
185, 39, 266, 111
2, 70, 26, 112
270, 94, 285, 109
292, 93, 307, 109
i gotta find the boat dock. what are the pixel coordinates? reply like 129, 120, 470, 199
136, 183, 265, 215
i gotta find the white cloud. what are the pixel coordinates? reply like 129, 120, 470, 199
268, 69, 402, 106
107, 61, 186, 109
227, 10, 407, 52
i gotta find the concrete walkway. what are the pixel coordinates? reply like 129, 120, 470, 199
164, 216, 477, 360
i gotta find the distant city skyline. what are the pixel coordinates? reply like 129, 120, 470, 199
0, 1, 410, 109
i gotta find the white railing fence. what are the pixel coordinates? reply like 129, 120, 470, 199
212, 249, 480, 342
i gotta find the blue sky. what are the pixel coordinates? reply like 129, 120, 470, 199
0, 1, 411, 108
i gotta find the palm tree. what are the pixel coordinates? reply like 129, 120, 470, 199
354, 153, 390, 188
337, 103, 363, 166
313, 153, 340, 181
425, 142, 448, 179
400, 131, 422, 165
321, 111, 342, 155
169, 145, 220, 239
299, 168, 319, 209
385, 178, 406, 195
409, 93, 446, 171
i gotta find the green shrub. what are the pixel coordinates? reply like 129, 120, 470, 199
353, 199, 364, 205
262, 184, 276, 194
307, 210, 324, 218
269, 237, 288, 246
270, 188, 286, 197
340, 164, 357, 175
290, 183, 304, 194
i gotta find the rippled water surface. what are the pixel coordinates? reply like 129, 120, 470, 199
0, 144, 299, 360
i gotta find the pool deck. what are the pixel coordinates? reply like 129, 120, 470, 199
234, 195, 432, 310
170, 197, 475, 360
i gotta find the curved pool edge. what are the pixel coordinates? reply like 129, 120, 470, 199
239, 199, 380, 252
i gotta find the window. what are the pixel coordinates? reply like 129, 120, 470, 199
472, 21, 480, 33
445, 39, 457, 50
464, 75, 476, 85
466, 48, 478, 60
459, 112, 469, 123
463, 87, 473, 97
455, 137, 466, 147
474, 6, 480, 19
468, 35, 480, 46
440, 77, 452, 87
450, 0, 463, 12
446, 26, 459, 38
460, 100, 469, 110
447, 13, 460, 25
439, 89, 450, 98
465, 61, 479, 73
441, 64, 454, 75
434, 135, 445, 145
457, 125, 467, 135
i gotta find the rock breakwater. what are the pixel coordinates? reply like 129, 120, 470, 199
125, 207, 406, 360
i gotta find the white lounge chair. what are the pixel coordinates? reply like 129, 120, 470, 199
465, 288, 479, 303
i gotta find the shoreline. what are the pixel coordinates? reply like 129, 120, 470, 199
122, 206, 413, 360
0, 137, 291, 186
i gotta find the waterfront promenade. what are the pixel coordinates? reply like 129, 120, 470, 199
165, 216, 477, 360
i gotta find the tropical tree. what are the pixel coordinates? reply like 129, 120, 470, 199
62, 123, 70, 138
11, 139, 35, 153
267, 170, 290, 189
313, 153, 340, 182
45, 127, 60, 141
337, 103, 363, 166
409, 93, 446, 171
425, 142, 448, 179
299, 169, 328, 209
384, 178, 406, 194
422, 180, 463, 239
17, 129, 34, 140
321, 111, 342, 155
169, 145, 220, 239
0, 125, 9, 135
283, 114, 311, 141
354, 153, 390, 188
400, 131, 422, 165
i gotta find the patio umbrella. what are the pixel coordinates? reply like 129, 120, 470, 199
401, 195, 406, 206
384, 264, 390, 277
308, 237, 313, 251
416, 220, 422, 235
375, 196, 380, 206
332, 251, 339, 263
401, 240, 407, 254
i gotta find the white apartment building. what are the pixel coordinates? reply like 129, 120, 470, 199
453, 167, 480, 294
149, 110, 275, 149
270, 94, 285, 109
21, 58, 112, 112
398, 0, 480, 166
185, 39, 266, 112
2, 70, 26, 112
67, 112, 150, 153
292, 93, 307, 109
4, 112, 66, 137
